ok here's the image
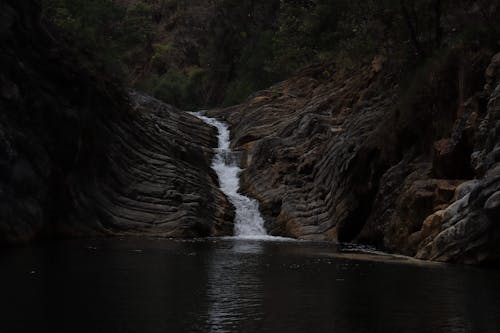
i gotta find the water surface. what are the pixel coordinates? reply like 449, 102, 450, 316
1, 238, 500, 333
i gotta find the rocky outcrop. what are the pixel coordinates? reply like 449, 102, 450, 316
67, 93, 234, 239
415, 73, 500, 264
207, 63, 398, 242
0, 0, 233, 244
207, 48, 500, 265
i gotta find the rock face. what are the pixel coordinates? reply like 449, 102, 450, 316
207, 48, 500, 265
2, 0, 499, 267
0, 0, 233, 244
415, 80, 500, 264
69, 93, 234, 239
208, 63, 398, 242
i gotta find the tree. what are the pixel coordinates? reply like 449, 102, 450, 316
399, 0, 443, 59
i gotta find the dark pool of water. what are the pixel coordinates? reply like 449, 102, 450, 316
1, 238, 500, 333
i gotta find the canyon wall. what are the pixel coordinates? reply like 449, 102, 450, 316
2, 0, 499, 266
207, 50, 500, 265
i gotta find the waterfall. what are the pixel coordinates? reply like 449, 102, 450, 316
190, 112, 270, 238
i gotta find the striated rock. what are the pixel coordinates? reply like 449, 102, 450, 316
2, 0, 500, 267
207, 48, 500, 265
209, 63, 396, 242
0, 0, 233, 244
67, 93, 235, 239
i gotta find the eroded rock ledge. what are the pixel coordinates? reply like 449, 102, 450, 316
207, 50, 500, 265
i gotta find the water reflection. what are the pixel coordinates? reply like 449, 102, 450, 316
206, 240, 265, 333
1, 239, 499, 333
231, 239, 265, 254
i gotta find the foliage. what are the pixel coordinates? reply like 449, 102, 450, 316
136, 67, 210, 110
42, 0, 154, 80
42, 0, 500, 109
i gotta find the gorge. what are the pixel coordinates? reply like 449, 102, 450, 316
0, 1, 500, 264
1, 0, 500, 331
1, 0, 500, 263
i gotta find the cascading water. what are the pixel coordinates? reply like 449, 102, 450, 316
191, 112, 269, 238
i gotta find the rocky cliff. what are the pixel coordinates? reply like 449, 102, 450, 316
207, 49, 500, 265
2, 0, 499, 266
0, 0, 233, 244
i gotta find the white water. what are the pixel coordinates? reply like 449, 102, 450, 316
191, 112, 277, 240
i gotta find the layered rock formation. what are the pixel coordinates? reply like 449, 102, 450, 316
208, 62, 398, 241
0, 0, 233, 244
69, 93, 234, 239
207, 49, 500, 265
2, 0, 499, 267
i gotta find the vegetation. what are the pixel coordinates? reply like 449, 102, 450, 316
43, 0, 155, 80
42, 0, 500, 109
